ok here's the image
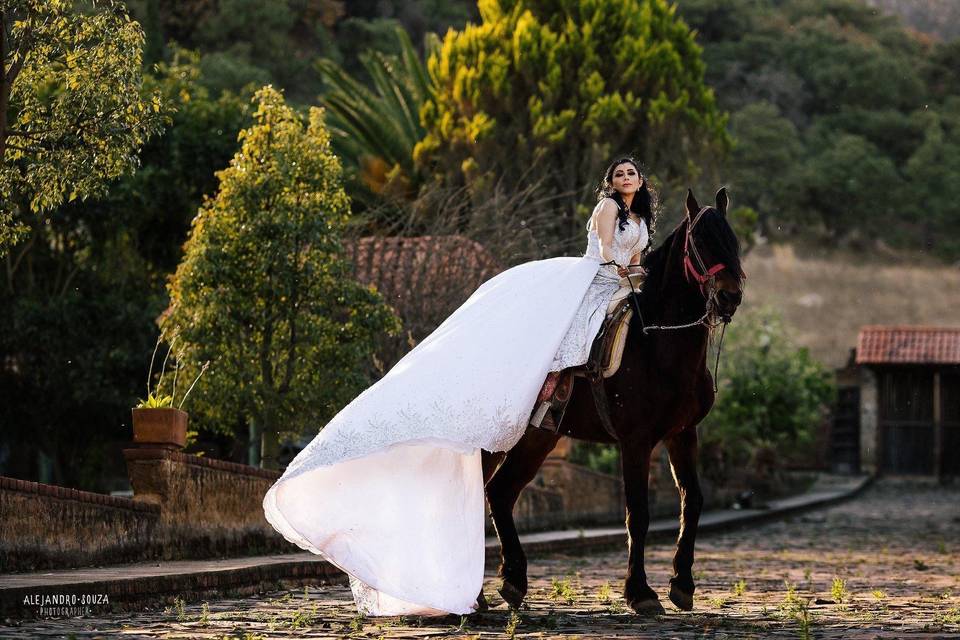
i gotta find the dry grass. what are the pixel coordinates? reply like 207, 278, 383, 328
740, 243, 960, 368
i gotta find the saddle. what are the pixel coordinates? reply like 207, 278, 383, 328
529, 273, 644, 436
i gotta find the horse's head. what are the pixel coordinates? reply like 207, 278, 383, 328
683, 187, 745, 321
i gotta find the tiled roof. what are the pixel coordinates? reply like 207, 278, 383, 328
341, 235, 501, 320
855, 326, 960, 365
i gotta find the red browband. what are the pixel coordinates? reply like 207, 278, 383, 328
683, 209, 727, 287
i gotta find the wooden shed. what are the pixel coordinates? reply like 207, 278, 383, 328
844, 326, 960, 477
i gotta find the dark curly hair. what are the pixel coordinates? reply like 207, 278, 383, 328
592, 156, 659, 247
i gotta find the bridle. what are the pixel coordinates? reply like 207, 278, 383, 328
683, 207, 728, 296
604, 207, 736, 392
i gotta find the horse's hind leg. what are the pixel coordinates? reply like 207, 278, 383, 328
486, 428, 560, 608
664, 427, 704, 611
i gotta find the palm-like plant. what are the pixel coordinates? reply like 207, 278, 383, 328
315, 24, 438, 206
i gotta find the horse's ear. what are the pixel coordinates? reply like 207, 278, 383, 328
685, 189, 699, 219
715, 187, 729, 217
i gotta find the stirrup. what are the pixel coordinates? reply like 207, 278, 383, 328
528, 400, 559, 433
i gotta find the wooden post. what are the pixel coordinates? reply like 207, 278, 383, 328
933, 369, 942, 479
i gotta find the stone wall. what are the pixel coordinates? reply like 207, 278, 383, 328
0, 477, 160, 572
484, 457, 626, 536
122, 448, 291, 561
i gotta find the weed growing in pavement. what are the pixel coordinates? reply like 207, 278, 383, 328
781, 581, 800, 610
732, 579, 747, 597
265, 610, 279, 632
505, 610, 521, 639
937, 540, 948, 555
169, 596, 187, 622
795, 599, 813, 640
199, 601, 210, 626
289, 603, 319, 629
550, 577, 576, 604
831, 577, 849, 604
871, 589, 886, 601
597, 581, 613, 603
709, 595, 727, 608
779, 581, 815, 639
914, 558, 929, 571
934, 607, 960, 625
349, 612, 366, 632
607, 598, 627, 614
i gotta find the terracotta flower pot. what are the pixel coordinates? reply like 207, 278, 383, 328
131, 407, 188, 450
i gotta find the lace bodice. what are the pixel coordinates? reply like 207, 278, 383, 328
585, 210, 649, 273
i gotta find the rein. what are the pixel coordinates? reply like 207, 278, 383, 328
598, 209, 731, 392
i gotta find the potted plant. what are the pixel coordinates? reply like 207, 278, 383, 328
132, 329, 209, 450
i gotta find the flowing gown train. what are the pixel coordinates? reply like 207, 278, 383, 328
263, 202, 648, 615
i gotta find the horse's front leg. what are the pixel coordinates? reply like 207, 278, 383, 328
664, 426, 704, 611
620, 437, 664, 615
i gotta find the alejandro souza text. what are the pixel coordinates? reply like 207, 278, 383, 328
22, 592, 110, 617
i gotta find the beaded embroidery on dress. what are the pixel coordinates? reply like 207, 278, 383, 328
262, 198, 644, 617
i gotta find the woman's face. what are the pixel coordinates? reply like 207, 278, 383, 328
610, 162, 641, 196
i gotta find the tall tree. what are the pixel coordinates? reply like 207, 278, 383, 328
0, 0, 163, 257
164, 85, 401, 469
412, 0, 729, 248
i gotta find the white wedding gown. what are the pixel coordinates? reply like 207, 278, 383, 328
262, 203, 648, 616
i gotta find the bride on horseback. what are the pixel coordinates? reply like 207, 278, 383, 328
263, 156, 668, 616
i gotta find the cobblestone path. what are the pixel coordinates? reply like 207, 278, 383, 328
2, 479, 958, 639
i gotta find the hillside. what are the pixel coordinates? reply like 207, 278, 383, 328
738, 243, 960, 369
865, 0, 960, 41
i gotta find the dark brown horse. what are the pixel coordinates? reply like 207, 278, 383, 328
481, 187, 745, 615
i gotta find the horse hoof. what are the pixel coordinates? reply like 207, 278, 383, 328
629, 597, 665, 616
475, 590, 489, 612
669, 582, 694, 611
498, 580, 526, 609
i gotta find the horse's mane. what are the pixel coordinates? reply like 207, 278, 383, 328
634, 208, 744, 315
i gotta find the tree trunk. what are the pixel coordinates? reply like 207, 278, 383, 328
247, 416, 261, 468
259, 411, 282, 470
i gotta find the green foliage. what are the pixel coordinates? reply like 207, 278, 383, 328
164, 85, 402, 444
0, 0, 164, 258
679, 0, 960, 259
798, 133, 900, 238
728, 102, 801, 235
125, 45, 255, 273
903, 99, 960, 257
700, 306, 835, 474
127, 1, 477, 106
137, 392, 173, 408
831, 577, 848, 604
314, 23, 437, 208
568, 441, 620, 476
413, 0, 729, 247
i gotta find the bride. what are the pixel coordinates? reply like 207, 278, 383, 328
262, 157, 656, 616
